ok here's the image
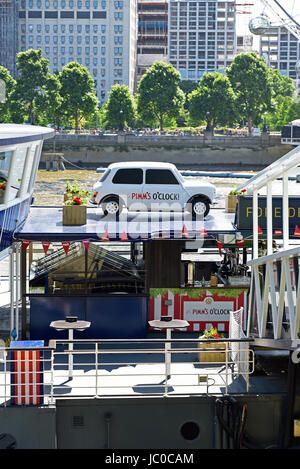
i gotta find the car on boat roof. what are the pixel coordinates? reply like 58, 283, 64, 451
91, 162, 216, 218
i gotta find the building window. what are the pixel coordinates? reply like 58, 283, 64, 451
93, 36, 98, 44
114, 12, 123, 20
85, 46, 90, 54
78, 0, 82, 8
101, 0, 106, 8
77, 47, 82, 54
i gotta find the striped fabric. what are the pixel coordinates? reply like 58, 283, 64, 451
10, 350, 43, 405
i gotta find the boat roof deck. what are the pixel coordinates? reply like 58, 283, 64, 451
15, 206, 237, 242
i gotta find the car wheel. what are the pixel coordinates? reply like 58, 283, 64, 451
190, 197, 210, 218
101, 197, 121, 216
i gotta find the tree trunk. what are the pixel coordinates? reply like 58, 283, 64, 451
75, 111, 80, 133
247, 116, 253, 135
159, 115, 164, 132
29, 103, 34, 125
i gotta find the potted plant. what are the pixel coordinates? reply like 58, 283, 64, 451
198, 327, 226, 363
63, 196, 87, 225
226, 188, 246, 213
64, 180, 87, 202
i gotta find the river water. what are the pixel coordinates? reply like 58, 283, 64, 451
33, 169, 300, 207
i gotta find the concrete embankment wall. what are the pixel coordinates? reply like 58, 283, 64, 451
42, 134, 292, 170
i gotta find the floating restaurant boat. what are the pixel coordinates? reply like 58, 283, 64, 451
0, 124, 299, 450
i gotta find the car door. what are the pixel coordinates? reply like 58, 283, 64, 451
143, 168, 184, 211
111, 167, 145, 211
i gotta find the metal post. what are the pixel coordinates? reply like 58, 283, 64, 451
20, 244, 27, 339
253, 190, 258, 259
68, 329, 73, 380
95, 342, 98, 397
283, 171, 289, 250
15, 243, 20, 340
267, 181, 273, 255
9, 246, 14, 337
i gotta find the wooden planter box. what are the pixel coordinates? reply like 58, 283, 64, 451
198, 341, 226, 363
63, 204, 87, 225
226, 195, 237, 213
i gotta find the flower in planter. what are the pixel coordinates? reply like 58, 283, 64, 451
201, 326, 224, 339
228, 188, 247, 196
65, 196, 87, 206
0, 182, 6, 190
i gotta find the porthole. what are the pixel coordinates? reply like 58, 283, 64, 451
180, 421, 200, 441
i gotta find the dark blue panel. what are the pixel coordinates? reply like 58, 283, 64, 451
85, 296, 148, 339
30, 296, 86, 340
30, 295, 148, 341
0, 197, 32, 252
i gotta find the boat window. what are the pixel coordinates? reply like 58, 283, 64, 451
23, 144, 37, 193
145, 169, 180, 185
7, 146, 27, 201
112, 168, 143, 184
0, 151, 12, 204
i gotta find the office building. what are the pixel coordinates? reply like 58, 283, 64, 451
168, 0, 236, 82
259, 25, 300, 93
0, 0, 18, 77
137, 0, 168, 84
18, 0, 137, 104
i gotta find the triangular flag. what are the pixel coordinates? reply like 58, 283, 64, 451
22, 240, 31, 251
120, 231, 128, 241
62, 241, 71, 255
42, 241, 50, 255
181, 225, 189, 238
101, 229, 109, 241
237, 238, 245, 248
200, 228, 208, 237
217, 240, 224, 253
258, 225, 263, 235
293, 225, 300, 237
82, 239, 90, 250
274, 229, 283, 235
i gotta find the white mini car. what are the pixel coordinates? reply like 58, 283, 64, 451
91, 162, 216, 218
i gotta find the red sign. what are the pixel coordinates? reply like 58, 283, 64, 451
149, 288, 247, 332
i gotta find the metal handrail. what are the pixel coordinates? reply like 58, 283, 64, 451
0, 337, 254, 405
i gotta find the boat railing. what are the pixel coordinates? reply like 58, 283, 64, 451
0, 337, 254, 406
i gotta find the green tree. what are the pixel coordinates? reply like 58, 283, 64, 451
179, 80, 198, 110
12, 49, 49, 124
227, 52, 272, 134
188, 72, 236, 132
59, 61, 98, 131
35, 74, 64, 127
268, 68, 295, 98
0, 66, 16, 122
137, 61, 185, 131
105, 84, 136, 129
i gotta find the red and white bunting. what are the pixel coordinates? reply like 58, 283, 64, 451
101, 229, 109, 241
274, 229, 283, 235
82, 239, 90, 250
217, 240, 224, 253
181, 225, 189, 238
62, 241, 71, 255
237, 238, 245, 248
22, 240, 31, 251
293, 225, 300, 237
120, 231, 128, 241
42, 241, 50, 255
200, 228, 208, 237
258, 225, 263, 235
